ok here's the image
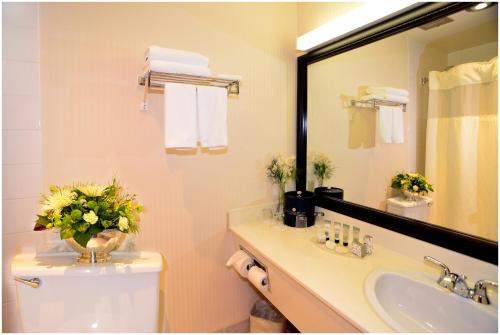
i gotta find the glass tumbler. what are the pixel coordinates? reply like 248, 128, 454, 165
295, 213, 308, 229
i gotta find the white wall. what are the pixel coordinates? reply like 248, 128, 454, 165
2, 3, 44, 332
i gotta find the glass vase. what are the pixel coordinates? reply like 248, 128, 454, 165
274, 183, 286, 219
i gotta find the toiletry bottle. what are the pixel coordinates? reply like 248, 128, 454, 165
342, 224, 350, 247
351, 226, 365, 257
334, 222, 341, 244
324, 220, 331, 241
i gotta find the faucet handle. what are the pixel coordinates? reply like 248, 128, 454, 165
471, 279, 498, 305
424, 256, 455, 289
424, 256, 451, 275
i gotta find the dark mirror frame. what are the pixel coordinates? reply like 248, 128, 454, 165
296, 2, 498, 264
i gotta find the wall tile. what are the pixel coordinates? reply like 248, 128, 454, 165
2, 301, 22, 332
2, 95, 41, 130
2, 164, 42, 199
3, 130, 42, 165
2, 60, 39, 96
2, 284, 17, 304
2, 25, 39, 62
3, 198, 39, 234
2, 3, 38, 29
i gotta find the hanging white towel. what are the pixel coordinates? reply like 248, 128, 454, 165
164, 83, 197, 149
145, 46, 209, 67
146, 60, 211, 77
377, 105, 394, 144
392, 107, 405, 143
197, 86, 228, 149
367, 86, 409, 97
360, 93, 409, 104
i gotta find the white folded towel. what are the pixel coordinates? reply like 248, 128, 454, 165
164, 83, 197, 149
392, 106, 404, 143
197, 86, 228, 150
367, 86, 409, 97
216, 74, 242, 81
146, 60, 211, 77
145, 46, 209, 67
360, 93, 409, 104
377, 105, 394, 144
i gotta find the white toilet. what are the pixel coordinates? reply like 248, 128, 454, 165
387, 196, 433, 221
11, 251, 162, 332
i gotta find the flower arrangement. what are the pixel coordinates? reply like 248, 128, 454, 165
266, 155, 295, 214
34, 180, 143, 248
311, 153, 335, 187
391, 172, 434, 198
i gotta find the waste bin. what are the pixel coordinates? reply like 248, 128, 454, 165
250, 299, 286, 333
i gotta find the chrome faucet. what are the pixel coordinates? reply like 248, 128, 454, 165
424, 256, 498, 304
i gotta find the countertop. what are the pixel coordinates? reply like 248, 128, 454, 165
229, 217, 458, 332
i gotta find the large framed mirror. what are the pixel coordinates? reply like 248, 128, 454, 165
296, 2, 498, 263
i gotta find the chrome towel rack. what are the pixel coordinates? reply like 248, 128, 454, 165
138, 71, 240, 111
350, 98, 407, 112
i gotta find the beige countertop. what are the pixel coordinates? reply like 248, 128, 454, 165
228, 216, 460, 332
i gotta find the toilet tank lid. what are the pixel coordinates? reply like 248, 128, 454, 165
387, 196, 433, 208
11, 251, 163, 277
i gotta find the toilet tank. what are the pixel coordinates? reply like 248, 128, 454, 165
11, 251, 162, 333
387, 196, 433, 221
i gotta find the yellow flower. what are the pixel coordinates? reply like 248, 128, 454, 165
118, 216, 129, 231
413, 185, 419, 191
39, 188, 76, 213
78, 183, 105, 197
83, 210, 98, 224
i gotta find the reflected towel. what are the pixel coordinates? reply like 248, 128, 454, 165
197, 86, 228, 149
392, 106, 404, 143
367, 86, 409, 97
377, 105, 394, 143
164, 83, 197, 149
146, 60, 211, 77
145, 45, 209, 67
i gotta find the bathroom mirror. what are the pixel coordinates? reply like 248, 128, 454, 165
297, 2, 498, 263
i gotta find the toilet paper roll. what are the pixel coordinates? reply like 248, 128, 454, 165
233, 254, 254, 278
225, 250, 247, 267
248, 266, 269, 292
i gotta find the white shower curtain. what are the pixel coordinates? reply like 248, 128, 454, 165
425, 57, 498, 241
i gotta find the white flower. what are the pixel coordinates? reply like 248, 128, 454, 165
83, 210, 98, 224
39, 188, 76, 213
118, 216, 129, 231
78, 183, 105, 197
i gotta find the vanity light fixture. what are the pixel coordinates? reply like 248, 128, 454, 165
466, 2, 495, 12
296, 1, 418, 51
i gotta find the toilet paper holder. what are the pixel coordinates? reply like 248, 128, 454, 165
239, 245, 270, 288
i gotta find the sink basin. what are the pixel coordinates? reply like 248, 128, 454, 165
365, 270, 498, 333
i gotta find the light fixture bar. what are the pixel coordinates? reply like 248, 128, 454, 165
297, 1, 418, 52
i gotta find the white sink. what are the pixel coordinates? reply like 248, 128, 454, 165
365, 270, 498, 333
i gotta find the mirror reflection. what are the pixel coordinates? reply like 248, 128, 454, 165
307, 6, 498, 241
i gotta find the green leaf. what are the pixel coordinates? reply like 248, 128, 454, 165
93, 205, 100, 215
71, 209, 82, 221
73, 231, 92, 248
63, 214, 73, 225
88, 225, 103, 236
60, 227, 75, 239
101, 220, 111, 228
36, 215, 51, 227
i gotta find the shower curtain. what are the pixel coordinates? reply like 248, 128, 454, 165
425, 57, 498, 241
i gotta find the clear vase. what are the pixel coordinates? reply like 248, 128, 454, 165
274, 183, 286, 219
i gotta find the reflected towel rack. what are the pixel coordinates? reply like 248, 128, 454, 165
138, 71, 240, 111
350, 98, 407, 112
